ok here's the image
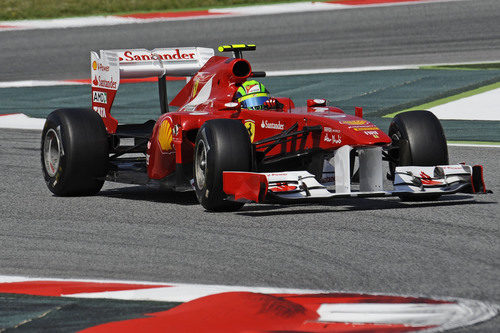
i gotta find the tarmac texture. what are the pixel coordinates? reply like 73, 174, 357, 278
0, 128, 498, 331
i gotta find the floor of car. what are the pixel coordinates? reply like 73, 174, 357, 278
115, 119, 156, 139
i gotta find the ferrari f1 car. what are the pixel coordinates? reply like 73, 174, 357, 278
41, 44, 489, 211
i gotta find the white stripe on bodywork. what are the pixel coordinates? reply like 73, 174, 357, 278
181, 77, 213, 110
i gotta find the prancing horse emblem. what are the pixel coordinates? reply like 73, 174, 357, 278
244, 120, 255, 142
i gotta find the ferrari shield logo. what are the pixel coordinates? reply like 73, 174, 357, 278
244, 120, 255, 142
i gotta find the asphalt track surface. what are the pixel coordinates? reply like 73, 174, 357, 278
1, 129, 499, 331
1, 1, 499, 331
1, 0, 500, 81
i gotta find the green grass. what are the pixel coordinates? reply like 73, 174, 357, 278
419, 63, 500, 71
447, 141, 500, 146
0, 0, 304, 20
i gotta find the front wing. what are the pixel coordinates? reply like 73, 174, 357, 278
223, 164, 487, 204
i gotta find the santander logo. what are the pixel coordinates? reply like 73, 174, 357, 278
261, 120, 284, 130
119, 49, 196, 62
92, 76, 117, 89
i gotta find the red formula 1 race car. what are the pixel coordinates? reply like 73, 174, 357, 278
41, 44, 489, 211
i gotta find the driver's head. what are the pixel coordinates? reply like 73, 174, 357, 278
235, 80, 269, 110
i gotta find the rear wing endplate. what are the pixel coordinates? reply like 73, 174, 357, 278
90, 47, 214, 132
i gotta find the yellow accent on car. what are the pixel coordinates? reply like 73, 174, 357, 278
244, 120, 256, 142
218, 44, 257, 52
158, 120, 173, 151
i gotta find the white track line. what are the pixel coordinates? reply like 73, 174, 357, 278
0, 80, 87, 88
447, 143, 500, 148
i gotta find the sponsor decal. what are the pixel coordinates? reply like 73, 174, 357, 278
441, 165, 465, 170
245, 84, 260, 94
340, 120, 367, 125
189, 111, 208, 115
97, 63, 109, 71
313, 107, 329, 112
158, 120, 173, 151
353, 126, 379, 131
244, 120, 256, 142
324, 133, 342, 144
92, 91, 107, 104
93, 106, 106, 118
324, 127, 340, 133
364, 130, 379, 138
119, 49, 196, 62
92, 76, 117, 89
261, 120, 284, 130
92, 61, 109, 72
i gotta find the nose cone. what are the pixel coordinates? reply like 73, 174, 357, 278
337, 119, 391, 146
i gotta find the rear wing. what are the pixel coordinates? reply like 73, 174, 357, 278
91, 47, 214, 133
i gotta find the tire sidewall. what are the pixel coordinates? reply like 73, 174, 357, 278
194, 119, 251, 211
41, 109, 108, 196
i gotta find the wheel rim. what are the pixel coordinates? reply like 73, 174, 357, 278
43, 128, 62, 177
195, 140, 207, 189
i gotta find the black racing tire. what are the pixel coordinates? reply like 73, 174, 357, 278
194, 119, 252, 211
388, 110, 449, 201
41, 108, 109, 196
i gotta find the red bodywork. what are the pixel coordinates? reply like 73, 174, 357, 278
108, 55, 391, 182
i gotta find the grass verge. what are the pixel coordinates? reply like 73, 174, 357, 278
1, 0, 303, 21
447, 141, 500, 146
420, 63, 500, 71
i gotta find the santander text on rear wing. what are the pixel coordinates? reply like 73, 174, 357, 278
90, 47, 214, 132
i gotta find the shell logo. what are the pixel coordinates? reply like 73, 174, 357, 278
158, 120, 173, 151
92, 61, 97, 70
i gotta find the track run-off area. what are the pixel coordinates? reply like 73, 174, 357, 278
0, 0, 499, 331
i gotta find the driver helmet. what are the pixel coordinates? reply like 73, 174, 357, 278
235, 80, 269, 110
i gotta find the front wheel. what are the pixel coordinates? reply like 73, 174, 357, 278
388, 110, 449, 201
194, 119, 252, 211
41, 108, 109, 196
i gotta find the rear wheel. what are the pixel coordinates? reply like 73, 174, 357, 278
388, 110, 448, 200
41, 108, 108, 196
194, 119, 252, 211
